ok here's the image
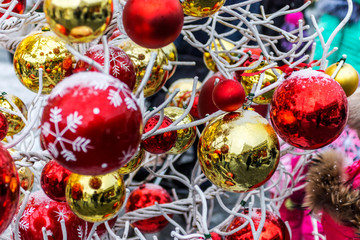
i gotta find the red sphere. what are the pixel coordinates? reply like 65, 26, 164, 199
234, 54, 259, 81
270, 69, 348, 149
189, 92, 201, 119
142, 115, 177, 154
225, 209, 290, 240
40, 159, 72, 202
0, 0, 26, 19
13, 191, 87, 240
0, 144, 19, 235
41, 72, 143, 175
212, 79, 246, 112
125, 183, 172, 233
74, 45, 136, 90
0, 112, 8, 140
122, 0, 184, 49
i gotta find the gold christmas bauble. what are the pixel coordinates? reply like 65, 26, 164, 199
241, 62, 282, 104
203, 39, 236, 72
14, 30, 75, 94
0, 93, 27, 136
164, 107, 196, 154
17, 167, 34, 201
166, 78, 202, 108
182, 0, 226, 17
65, 170, 126, 222
162, 43, 178, 79
44, 0, 113, 43
198, 110, 280, 192
325, 63, 359, 97
118, 148, 145, 175
119, 39, 169, 97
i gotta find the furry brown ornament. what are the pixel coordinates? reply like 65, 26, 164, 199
347, 88, 360, 137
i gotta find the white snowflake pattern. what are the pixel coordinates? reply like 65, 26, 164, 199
108, 89, 123, 107
54, 207, 69, 222
18, 220, 29, 231
110, 49, 130, 77
125, 97, 138, 111
77, 222, 89, 240
18, 207, 35, 235
42, 108, 92, 162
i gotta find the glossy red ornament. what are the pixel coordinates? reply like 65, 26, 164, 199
225, 209, 290, 240
40, 159, 72, 202
41, 72, 143, 175
13, 190, 89, 240
0, 112, 8, 140
0, 0, 26, 19
212, 79, 246, 112
190, 92, 201, 119
122, 0, 184, 49
125, 183, 173, 233
234, 54, 259, 81
74, 45, 136, 90
270, 69, 348, 149
0, 144, 19, 235
198, 73, 227, 118
141, 115, 177, 154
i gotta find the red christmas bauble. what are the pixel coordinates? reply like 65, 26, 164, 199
13, 190, 88, 240
0, 0, 26, 18
122, 0, 184, 49
212, 79, 246, 112
141, 115, 177, 154
125, 183, 173, 233
74, 45, 136, 90
198, 73, 227, 118
41, 72, 143, 175
0, 144, 19, 235
0, 112, 9, 140
270, 69, 348, 149
234, 54, 259, 81
225, 209, 290, 240
40, 159, 71, 202
189, 92, 201, 119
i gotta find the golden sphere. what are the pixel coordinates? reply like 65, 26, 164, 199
198, 110, 280, 192
164, 107, 196, 154
14, 30, 75, 94
166, 78, 202, 108
203, 39, 236, 72
17, 167, 34, 201
182, 0, 226, 17
118, 148, 145, 175
119, 39, 169, 97
44, 0, 113, 43
0, 93, 27, 136
325, 63, 359, 97
162, 43, 178, 79
241, 62, 282, 104
65, 171, 126, 222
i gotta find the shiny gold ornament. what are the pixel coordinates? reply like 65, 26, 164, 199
65, 171, 126, 222
119, 39, 169, 97
325, 63, 359, 97
198, 110, 280, 192
241, 62, 282, 104
117, 148, 145, 175
203, 39, 237, 72
0, 93, 27, 136
166, 78, 202, 108
17, 167, 34, 201
164, 107, 196, 154
182, 0, 225, 17
14, 30, 75, 94
162, 43, 178, 79
44, 0, 113, 43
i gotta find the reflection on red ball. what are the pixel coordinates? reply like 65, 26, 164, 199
41, 159, 71, 202
0, 112, 8, 140
0, 0, 26, 19
142, 115, 177, 154
125, 183, 172, 233
225, 209, 290, 240
212, 79, 246, 112
270, 69, 348, 149
122, 0, 184, 48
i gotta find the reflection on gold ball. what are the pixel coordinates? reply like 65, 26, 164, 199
65, 171, 126, 222
0, 93, 27, 136
164, 107, 196, 154
119, 39, 169, 97
198, 110, 280, 192
241, 62, 282, 104
44, 0, 113, 43
325, 63, 359, 97
17, 167, 34, 201
203, 39, 236, 72
182, 0, 225, 17
162, 43, 178, 79
118, 148, 145, 175
14, 30, 74, 94
166, 78, 202, 108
